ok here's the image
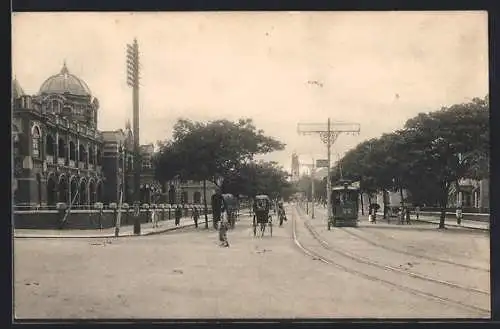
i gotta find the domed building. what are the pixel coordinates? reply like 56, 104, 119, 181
13, 61, 215, 213
12, 62, 106, 207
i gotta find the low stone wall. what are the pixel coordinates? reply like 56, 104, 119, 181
13, 208, 214, 230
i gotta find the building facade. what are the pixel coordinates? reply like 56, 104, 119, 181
13, 62, 226, 208
449, 178, 489, 211
13, 64, 105, 207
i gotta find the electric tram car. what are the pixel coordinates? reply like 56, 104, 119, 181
222, 193, 239, 229
328, 181, 360, 229
253, 194, 273, 237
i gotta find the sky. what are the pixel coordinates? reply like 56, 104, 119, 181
12, 11, 488, 174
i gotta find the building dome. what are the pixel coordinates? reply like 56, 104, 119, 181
12, 78, 25, 99
39, 62, 92, 96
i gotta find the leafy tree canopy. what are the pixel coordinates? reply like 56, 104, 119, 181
334, 95, 489, 223
154, 118, 286, 188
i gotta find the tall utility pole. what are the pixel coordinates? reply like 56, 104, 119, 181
126, 38, 141, 203
298, 118, 360, 225
300, 157, 316, 219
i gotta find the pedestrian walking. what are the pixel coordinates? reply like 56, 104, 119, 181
405, 207, 411, 224
415, 205, 420, 220
219, 200, 230, 247
399, 207, 405, 225
151, 207, 158, 228
456, 206, 463, 225
175, 205, 182, 226
192, 206, 199, 228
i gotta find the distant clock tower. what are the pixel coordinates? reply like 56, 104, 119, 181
291, 153, 300, 182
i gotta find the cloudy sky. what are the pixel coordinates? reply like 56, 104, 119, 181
12, 11, 488, 173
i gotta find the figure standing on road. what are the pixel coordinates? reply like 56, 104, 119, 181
211, 190, 223, 229
175, 205, 182, 226
151, 207, 158, 228
278, 201, 287, 226
219, 199, 230, 247
192, 206, 200, 228
415, 205, 420, 220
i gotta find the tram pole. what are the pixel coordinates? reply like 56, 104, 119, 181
326, 118, 332, 223
311, 160, 315, 219
297, 118, 360, 226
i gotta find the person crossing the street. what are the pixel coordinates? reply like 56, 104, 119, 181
219, 199, 230, 247
174, 204, 182, 226
192, 206, 200, 228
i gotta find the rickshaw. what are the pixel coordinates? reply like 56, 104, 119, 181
253, 194, 273, 237
222, 193, 238, 229
328, 182, 360, 229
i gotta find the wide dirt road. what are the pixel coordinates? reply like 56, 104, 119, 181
14, 210, 488, 319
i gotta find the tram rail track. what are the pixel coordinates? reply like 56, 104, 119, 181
311, 206, 489, 273
340, 227, 489, 273
291, 207, 490, 317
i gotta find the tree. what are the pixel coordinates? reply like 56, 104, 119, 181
336, 96, 489, 228
222, 161, 293, 199
399, 96, 489, 228
154, 118, 285, 227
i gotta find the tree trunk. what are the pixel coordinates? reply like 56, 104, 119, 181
368, 194, 372, 213
203, 179, 209, 229
383, 189, 388, 219
360, 192, 364, 215
438, 186, 448, 229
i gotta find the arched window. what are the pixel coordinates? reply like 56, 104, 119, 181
31, 126, 41, 158
181, 191, 188, 204
69, 141, 76, 161
79, 144, 87, 163
50, 100, 61, 113
96, 148, 102, 165
88, 145, 94, 164
58, 138, 66, 159
46, 135, 55, 156
194, 192, 201, 204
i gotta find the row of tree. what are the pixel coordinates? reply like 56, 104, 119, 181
153, 118, 294, 227
331, 96, 489, 228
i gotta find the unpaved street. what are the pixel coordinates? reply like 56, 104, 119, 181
14, 209, 490, 319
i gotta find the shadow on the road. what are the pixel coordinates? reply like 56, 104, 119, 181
356, 222, 488, 235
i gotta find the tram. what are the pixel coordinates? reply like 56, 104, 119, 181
328, 181, 360, 229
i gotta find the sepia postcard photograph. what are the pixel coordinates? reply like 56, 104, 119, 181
12, 11, 490, 320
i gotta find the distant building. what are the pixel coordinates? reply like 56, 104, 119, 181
163, 180, 218, 206
449, 178, 489, 211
